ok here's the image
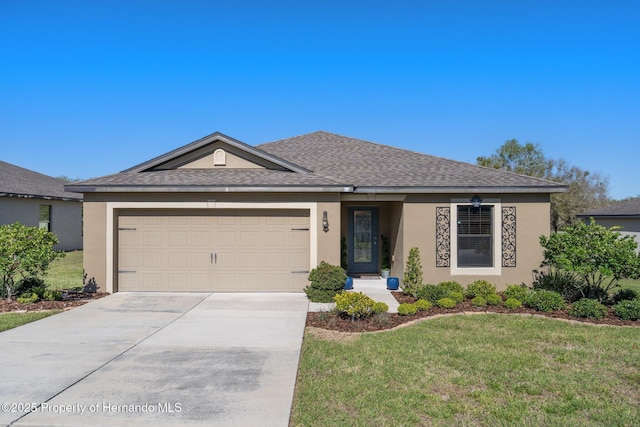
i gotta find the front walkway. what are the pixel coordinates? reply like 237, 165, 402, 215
308, 278, 401, 313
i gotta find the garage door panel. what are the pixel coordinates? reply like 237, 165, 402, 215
117, 209, 310, 292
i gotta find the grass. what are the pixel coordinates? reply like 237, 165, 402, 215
45, 250, 83, 290
620, 277, 640, 294
0, 311, 62, 332
292, 315, 640, 426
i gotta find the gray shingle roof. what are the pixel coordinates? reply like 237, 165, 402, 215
258, 131, 564, 191
578, 198, 640, 217
0, 160, 82, 200
74, 169, 348, 191
69, 131, 566, 194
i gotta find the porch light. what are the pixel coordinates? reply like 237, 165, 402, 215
470, 195, 483, 208
322, 211, 329, 232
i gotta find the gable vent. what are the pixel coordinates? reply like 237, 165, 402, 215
213, 148, 226, 166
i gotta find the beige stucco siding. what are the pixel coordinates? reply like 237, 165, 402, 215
82, 201, 107, 291
82, 192, 334, 293
316, 200, 341, 266
402, 194, 551, 290
0, 197, 82, 251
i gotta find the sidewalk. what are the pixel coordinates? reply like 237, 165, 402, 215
308, 277, 400, 313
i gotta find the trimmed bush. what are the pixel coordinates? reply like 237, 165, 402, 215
17, 292, 39, 304
569, 298, 607, 320
334, 292, 376, 319
402, 247, 424, 297
612, 288, 638, 304
504, 284, 529, 302
524, 289, 567, 312
532, 268, 592, 303
372, 301, 389, 314
437, 297, 456, 309
471, 296, 487, 307
504, 298, 523, 310
398, 303, 417, 316
465, 280, 496, 299
416, 284, 448, 304
43, 289, 62, 301
15, 277, 46, 299
448, 291, 464, 304
415, 299, 432, 311
437, 281, 464, 295
304, 261, 347, 302
613, 299, 640, 321
486, 293, 503, 306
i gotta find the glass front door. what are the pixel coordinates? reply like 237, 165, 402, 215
347, 207, 379, 274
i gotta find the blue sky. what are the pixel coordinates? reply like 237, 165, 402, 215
1, 0, 638, 199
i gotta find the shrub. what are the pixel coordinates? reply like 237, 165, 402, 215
304, 261, 347, 302
504, 298, 523, 310
371, 312, 391, 326
504, 284, 529, 302
415, 299, 432, 311
398, 303, 417, 316
540, 219, 640, 303
532, 268, 607, 303
613, 300, 640, 321
372, 301, 389, 314
465, 280, 496, 299
437, 297, 457, 309
17, 292, 39, 304
471, 296, 487, 307
569, 298, 607, 320
448, 291, 465, 304
14, 277, 47, 298
524, 289, 567, 312
612, 288, 638, 304
402, 247, 424, 297
43, 289, 62, 301
486, 293, 503, 306
334, 292, 376, 320
437, 281, 464, 295
415, 284, 448, 304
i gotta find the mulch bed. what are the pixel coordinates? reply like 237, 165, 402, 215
0, 292, 110, 313
306, 292, 640, 333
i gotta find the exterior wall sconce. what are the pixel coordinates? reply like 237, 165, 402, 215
470, 195, 483, 208
322, 211, 329, 232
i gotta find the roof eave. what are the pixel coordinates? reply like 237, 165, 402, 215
0, 192, 83, 202
122, 132, 312, 174
353, 186, 568, 194
64, 185, 354, 193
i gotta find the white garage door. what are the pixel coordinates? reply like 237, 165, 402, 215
117, 209, 310, 292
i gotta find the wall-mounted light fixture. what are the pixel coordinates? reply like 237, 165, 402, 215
470, 195, 483, 208
322, 211, 329, 232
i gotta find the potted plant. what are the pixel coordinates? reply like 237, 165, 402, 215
380, 234, 391, 278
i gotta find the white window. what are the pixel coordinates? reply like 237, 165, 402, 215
450, 199, 502, 276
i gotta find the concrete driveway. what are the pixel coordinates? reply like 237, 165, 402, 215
0, 292, 308, 427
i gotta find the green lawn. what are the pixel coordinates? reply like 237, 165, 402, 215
620, 278, 640, 294
292, 315, 640, 426
0, 311, 62, 332
45, 250, 83, 290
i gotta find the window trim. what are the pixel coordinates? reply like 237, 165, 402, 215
450, 198, 502, 276
39, 204, 52, 232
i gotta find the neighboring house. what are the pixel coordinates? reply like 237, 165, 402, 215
67, 131, 566, 293
577, 198, 640, 252
0, 160, 83, 251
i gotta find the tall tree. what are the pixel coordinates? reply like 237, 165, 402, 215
477, 139, 611, 231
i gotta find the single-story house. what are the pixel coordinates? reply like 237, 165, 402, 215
66, 131, 566, 293
0, 160, 83, 251
577, 198, 640, 252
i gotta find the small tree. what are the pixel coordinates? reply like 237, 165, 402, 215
539, 219, 640, 302
402, 247, 424, 296
0, 223, 64, 301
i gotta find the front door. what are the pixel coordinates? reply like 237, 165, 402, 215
347, 207, 379, 274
